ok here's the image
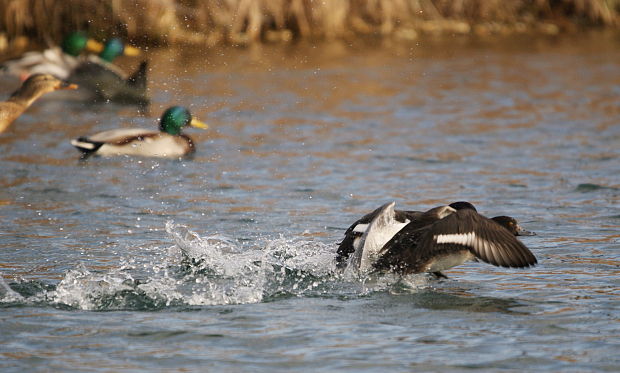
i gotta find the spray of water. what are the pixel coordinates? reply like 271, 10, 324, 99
0, 221, 433, 310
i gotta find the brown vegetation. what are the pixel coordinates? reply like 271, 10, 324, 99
0, 0, 618, 52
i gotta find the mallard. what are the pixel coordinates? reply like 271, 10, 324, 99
70, 106, 208, 158
0, 74, 78, 133
67, 37, 147, 105
339, 201, 537, 277
1, 32, 104, 80
2, 34, 145, 105
69, 58, 149, 106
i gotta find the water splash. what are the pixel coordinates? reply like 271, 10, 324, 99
0, 276, 24, 303
1, 221, 434, 310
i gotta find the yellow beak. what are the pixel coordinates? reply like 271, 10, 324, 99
123, 45, 141, 57
85, 39, 105, 53
190, 118, 209, 129
58, 82, 79, 90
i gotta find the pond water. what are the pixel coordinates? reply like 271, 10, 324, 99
1, 33, 619, 372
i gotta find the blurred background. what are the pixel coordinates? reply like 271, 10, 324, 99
1, 1, 619, 372
1, 0, 619, 53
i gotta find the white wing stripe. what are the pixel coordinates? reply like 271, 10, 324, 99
435, 232, 477, 245
70, 139, 95, 150
435, 232, 498, 252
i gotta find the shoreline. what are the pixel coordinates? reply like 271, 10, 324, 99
0, 0, 618, 57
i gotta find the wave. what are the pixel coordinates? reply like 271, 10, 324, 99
0, 221, 434, 311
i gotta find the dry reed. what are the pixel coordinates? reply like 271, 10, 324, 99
0, 0, 618, 52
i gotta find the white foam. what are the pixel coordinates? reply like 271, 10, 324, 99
0, 276, 24, 303
4, 221, 436, 310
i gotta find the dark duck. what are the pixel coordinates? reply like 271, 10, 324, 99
336, 201, 537, 278
68, 38, 148, 106
1, 33, 147, 106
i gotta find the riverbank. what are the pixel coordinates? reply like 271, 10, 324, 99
0, 0, 618, 56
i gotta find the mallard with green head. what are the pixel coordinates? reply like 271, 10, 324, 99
1, 33, 145, 105
1, 32, 104, 80
70, 106, 209, 158
0, 74, 78, 133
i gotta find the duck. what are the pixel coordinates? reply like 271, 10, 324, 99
1, 32, 104, 80
0, 74, 78, 133
70, 106, 208, 158
2, 34, 145, 105
338, 201, 537, 278
67, 39, 148, 105
336, 201, 492, 268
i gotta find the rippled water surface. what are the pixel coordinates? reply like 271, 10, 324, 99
1, 34, 619, 372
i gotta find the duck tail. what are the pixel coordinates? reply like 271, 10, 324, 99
127, 61, 148, 90
70, 137, 103, 159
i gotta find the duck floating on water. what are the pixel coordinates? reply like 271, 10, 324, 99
1, 32, 104, 80
70, 106, 208, 158
1, 33, 146, 105
68, 39, 148, 106
337, 201, 537, 278
0, 74, 78, 133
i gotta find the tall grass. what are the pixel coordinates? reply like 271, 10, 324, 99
0, 0, 618, 51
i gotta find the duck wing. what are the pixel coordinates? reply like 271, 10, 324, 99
348, 202, 411, 272
69, 58, 149, 105
336, 204, 422, 268
71, 128, 158, 156
336, 204, 390, 267
372, 206, 449, 273
376, 209, 537, 273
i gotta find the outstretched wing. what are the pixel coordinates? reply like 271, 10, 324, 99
336, 204, 387, 268
375, 208, 537, 273
336, 203, 422, 268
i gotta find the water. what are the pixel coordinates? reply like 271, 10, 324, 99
1, 34, 619, 371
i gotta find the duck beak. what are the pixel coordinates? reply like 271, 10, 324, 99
85, 39, 105, 53
190, 118, 209, 129
515, 224, 536, 236
58, 81, 79, 90
123, 45, 141, 57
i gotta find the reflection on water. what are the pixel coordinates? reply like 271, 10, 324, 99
1, 34, 619, 371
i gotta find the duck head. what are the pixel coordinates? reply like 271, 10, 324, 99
99, 38, 141, 62
61, 32, 104, 56
159, 106, 208, 135
492, 216, 536, 236
10, 74, 78, 105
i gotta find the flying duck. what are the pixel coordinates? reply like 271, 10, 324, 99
338, 201, 537, 278
0, 74, 78, 133
70, 106, 208, 158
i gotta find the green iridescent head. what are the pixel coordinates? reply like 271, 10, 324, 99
61, 32, 104, 57
159, 106, 209, 135
99, 38, 124, 62
61, 32, 89, 56
98, 38, 141, 62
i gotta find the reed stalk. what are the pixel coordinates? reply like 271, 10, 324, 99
0, 0, 618, 52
